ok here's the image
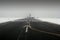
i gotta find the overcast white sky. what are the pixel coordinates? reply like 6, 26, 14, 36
0, 0, 60, 24
0, 0, 60, 18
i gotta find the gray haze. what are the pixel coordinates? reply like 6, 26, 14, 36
0, 0, 60, 18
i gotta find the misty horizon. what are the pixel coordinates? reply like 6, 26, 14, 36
0, 0, 60, 18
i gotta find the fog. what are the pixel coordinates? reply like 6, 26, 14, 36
0, 0, 60, 18
0, 0, 60, 24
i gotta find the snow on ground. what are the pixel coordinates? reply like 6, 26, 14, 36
38, 18, 60, 25
0, 18, 20, 23
0, 18, 60, 25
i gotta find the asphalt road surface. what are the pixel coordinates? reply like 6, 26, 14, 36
0, 19, 60, 40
